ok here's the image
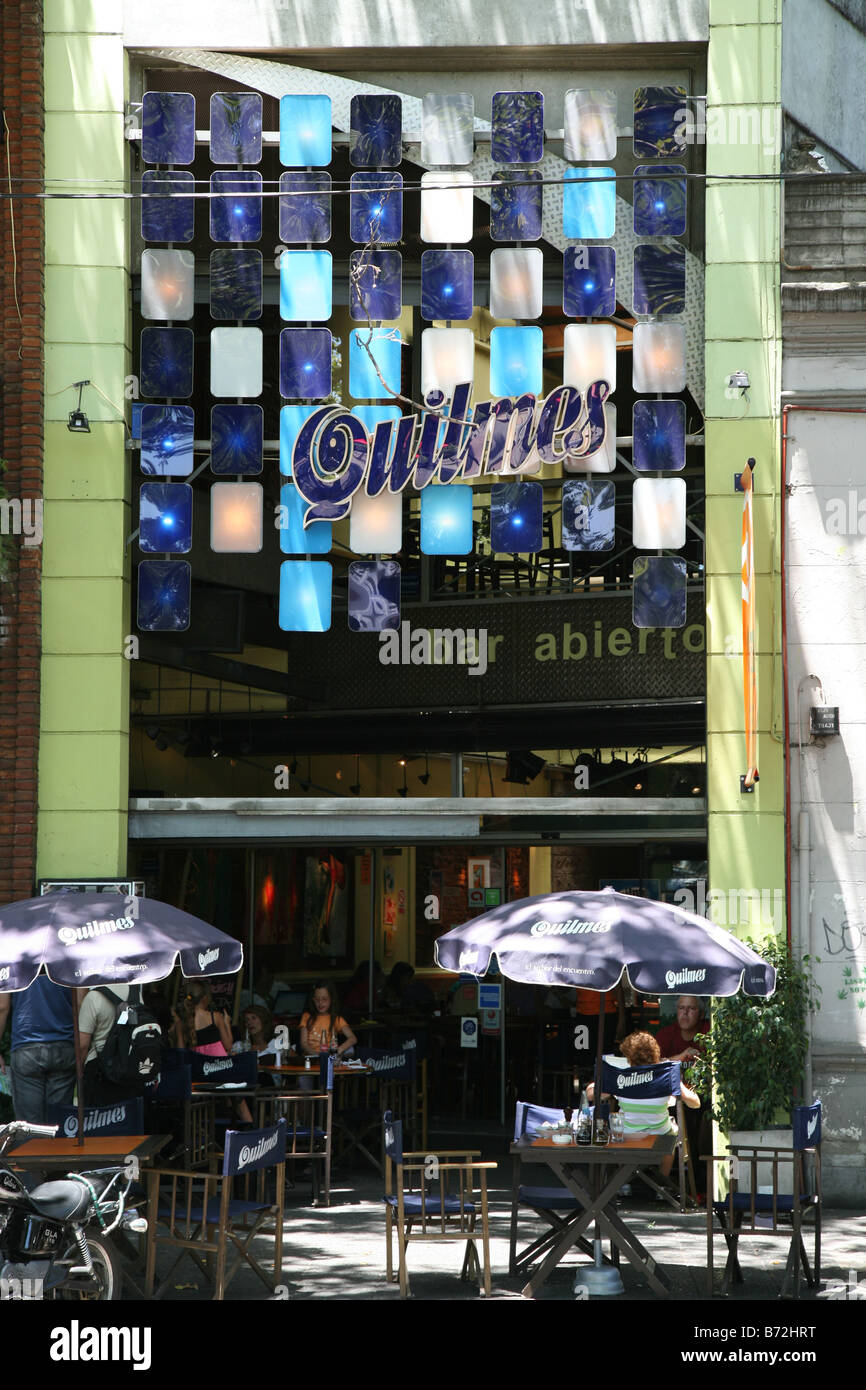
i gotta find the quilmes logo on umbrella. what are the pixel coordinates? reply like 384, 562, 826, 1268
529, 919, 610, 935
198, 948, 219, 970
57, 917, 135, 947
664, 967, 707, 988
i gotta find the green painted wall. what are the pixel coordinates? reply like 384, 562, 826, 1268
38, 0, 130, 876
705, 1, 785, 939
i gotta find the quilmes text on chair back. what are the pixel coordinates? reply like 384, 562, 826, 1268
793, 1100, 822, 1150
222, 1119, 287, 1178
189, 1051, 258, 1086
513, 1101, 568, 1141
601, 1058, 682, 1099
46, 1096, 145, 1138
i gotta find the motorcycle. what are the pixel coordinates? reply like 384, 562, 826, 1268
0, 1119, 147, 1301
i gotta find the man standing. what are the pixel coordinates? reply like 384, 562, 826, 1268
77, 983, 133, 1106
0, 978, 76, 1123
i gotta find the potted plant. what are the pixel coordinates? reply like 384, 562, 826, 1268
689, 937, 820, 1187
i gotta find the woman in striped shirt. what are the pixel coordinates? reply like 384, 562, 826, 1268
591, 1031, 700, 1175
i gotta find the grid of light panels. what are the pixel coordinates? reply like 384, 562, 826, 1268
136, 85, 691, 634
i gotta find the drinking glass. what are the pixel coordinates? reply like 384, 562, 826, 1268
610, 1113, 625, 1143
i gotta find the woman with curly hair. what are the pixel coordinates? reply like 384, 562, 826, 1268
171, 980, 234, 1056
589, 1030, 699, 1175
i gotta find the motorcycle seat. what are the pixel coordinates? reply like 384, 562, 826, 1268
27, 1173, 115, 1222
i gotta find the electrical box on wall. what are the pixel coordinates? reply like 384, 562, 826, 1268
810, 706, 840, 738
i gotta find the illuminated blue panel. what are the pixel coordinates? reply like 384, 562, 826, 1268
491, 91, 544, 165
137, 560, 191, 631
563, 246, 616, 317
209, 249, 262, 321
350, 250, 402, 322
279, 483, 332, 555
633, 165, 687, 236
279, 94, 332, 167
142, 91, 195, 165
354, 405, 401, 433
280, 250, 332, 322
279, 560, 332, 631
633, 87, 688, 159
139, 483, 193, 554
420, 484, 473, 555
209, 171, 262, 243
490, 325, 543, 397
140, 328, 194, 399
279, 328, 332, 399
131, 403, 144, 440
349, 328, 401, 400
633, 243, 685, 316
141, 170, 194, 243
211, 404, 263, 475
562, 479, 615, 552
210, 92, 262, 165
140, 405, 194, 476
490, 480, 543, 552
421, 250, 473, 322
350, 95, 402, 168
280, 405, 318, 476
632, 400, 686, 473
350, 172, 402, 244
348, 561, 401, 631
279, 172, 332, 243
633, 555, 687, 628
563, 167, 615, 239
491, 171, 542, 241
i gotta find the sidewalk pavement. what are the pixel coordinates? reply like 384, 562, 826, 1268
145, 1121, 866, 1303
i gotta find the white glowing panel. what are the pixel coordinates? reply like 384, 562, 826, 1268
563, 90, 618, 162
420, 171, 473, 244
563, 323, 617, 392
349, 489, 403, 554
489, 248, 544, 320
210, 482, 264, 553
210, 327, 263, 398
565, 404, 616, 474
632, 323, 686, 393
141, 249, 195, 321
632, 477, 686, 549
421, 328, 474, 399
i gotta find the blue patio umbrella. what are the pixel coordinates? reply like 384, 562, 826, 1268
0, 891, 243, 1142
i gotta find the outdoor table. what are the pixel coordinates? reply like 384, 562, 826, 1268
260, 1063, 380, 1170
509, 1133, 677, 1298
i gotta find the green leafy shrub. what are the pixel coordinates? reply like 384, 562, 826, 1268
689, 936, 820, 1132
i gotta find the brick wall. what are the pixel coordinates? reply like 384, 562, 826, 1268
0, 0, 44, 902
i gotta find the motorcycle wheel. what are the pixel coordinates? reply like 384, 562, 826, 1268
50, 1237, 122, 1301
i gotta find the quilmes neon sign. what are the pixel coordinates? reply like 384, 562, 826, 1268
292, 380, 611, 525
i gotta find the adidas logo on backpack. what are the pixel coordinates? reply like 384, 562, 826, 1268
96, 987, 162, 1091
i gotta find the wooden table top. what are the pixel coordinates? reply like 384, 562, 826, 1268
9, 1133, 170, 1168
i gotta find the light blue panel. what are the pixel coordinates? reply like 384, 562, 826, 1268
279, 560, 332, 632
354, 405, 402, 433
349, 328, 402, 401
280, 250, 332, 322
489, 326, 543, 397
420, 485, 474, 555
279, 404, 318, 476
279, 95, 332, 167
563, 167, 616, 239
279, 483, 332, 554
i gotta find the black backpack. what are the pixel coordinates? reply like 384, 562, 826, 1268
95, 987, 162, 1091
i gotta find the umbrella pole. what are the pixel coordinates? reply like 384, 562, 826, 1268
72, 990, 85, 1147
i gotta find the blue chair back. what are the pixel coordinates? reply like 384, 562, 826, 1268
358, 1047, 416, 1081
383, 1110, 404, 1164
159, 1047, 193, 1071
601, 1058, 681, 1099
793, 1100, 822, 1150
222, 1119, 286, 1178
319, 1053, 334, 1092
155, 1064, 192, 1102
399, 1034, 428, 1063
188, 1052, 258, 1085
47, 1097, 144, 1138
513, 1101, 566, 1141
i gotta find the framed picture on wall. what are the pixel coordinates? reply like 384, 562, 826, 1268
467, 857, 491, 891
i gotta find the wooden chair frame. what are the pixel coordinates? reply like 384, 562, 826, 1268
257, 1088, 333, 1206
705, 1140, 822, 1298
144, 1133, 286, 1300
383, 1117, 495, 1298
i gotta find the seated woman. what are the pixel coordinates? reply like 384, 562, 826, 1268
242, 1005, 283, 1058
588, 1030, 699, 1176
171, 980, 253, 1124
299, 981, 357, 1060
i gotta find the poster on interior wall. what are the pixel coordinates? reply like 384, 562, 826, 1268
303, 851, 349, 958
254, 852, 295, 946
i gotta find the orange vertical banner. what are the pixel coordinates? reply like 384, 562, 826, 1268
741, 459, 759, 788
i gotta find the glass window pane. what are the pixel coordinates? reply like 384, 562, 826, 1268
210, 92, 262, 165
489, 247, 543, 319
209, 171, 263, 243
137, 560, 191, 631
279, 249, 333, 322
280, 328, 333, 399
421, 93, 474, 166
562, 479, 615, 551
209, 249, 263, 321
633, 164, 687, 236
139, 482, 193, 554
142, 91, 195, 165
279, 94, 332, 167
420, 484, 474, 555
348, 560, 401, 630
279, 172, 332, 243
350, 95, 402, 168
211, 404, 264, 476
633, 555, 687, 628
140, 327, 194, 399
279, 560, 332, 631
490, 480, 543, 552
564, 89, 617, 162
490, 325, 543, 397
141, 170, 195, 243
141, 249, 194, 321
633, 86, 688, 158
210, 326, 263, 398
563, 167, 616, 239
491, 91, 544, 164
279, 482, 333, 554
633, 243, 685, 317
349, 328, 401, 401
140, 405, 194, 476
633, 400, 686, 472
421, 250, 474, 322
563, 246, 616, 318
350, 250, 402, 322
491, 171, 542, 242
350, 172, 403, 244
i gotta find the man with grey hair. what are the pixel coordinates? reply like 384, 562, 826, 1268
656, 995, 709, 1063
